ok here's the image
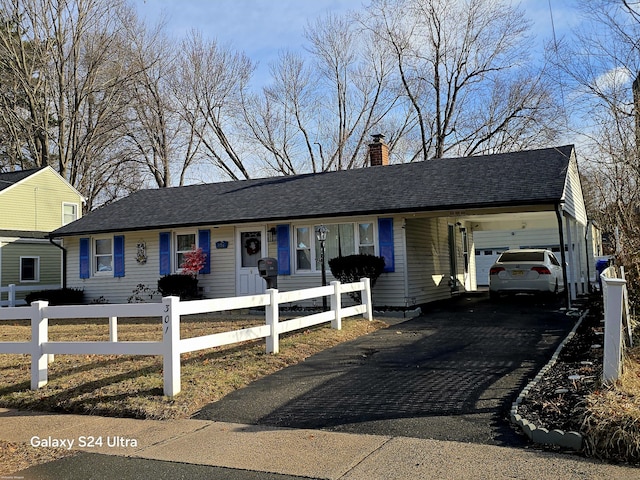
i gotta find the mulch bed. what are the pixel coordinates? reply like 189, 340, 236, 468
517, 298, 604, 433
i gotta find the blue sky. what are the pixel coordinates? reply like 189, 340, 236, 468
132, 0, 582, 87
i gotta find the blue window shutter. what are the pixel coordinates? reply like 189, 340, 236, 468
79, 237, 90, 279
276, 224, 290, 275
198, 229, 211, 274
159, 232, 171, 275
114, 235, 125, 277
378, 218, 395, 273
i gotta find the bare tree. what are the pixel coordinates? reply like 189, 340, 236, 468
242, 50, 321, 175
364, 0, 561, 160
243, 12, 408, 175
0, 0, 153, 208
0, 5, 51, 169
175, 31, 255, 181
553, 0, 640, 302
123, 18, 201, 188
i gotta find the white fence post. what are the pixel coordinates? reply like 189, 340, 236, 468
361, 278, 372, 321
602, 278, 625, 383
9, 284, 16, 307
266, 289, 279, 354
31, 301, 48, 389
162, 296, 181, 397
331, 281, 342, 330
109, 316, 118, 342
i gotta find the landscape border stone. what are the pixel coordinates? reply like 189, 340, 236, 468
510, 308, 589, 451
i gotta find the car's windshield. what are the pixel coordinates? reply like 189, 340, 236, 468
498, 252, 545, 262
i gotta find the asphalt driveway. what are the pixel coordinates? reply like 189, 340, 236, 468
194, 293, 576, 447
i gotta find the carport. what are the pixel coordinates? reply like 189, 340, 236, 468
460, 204, 591, 305
398, 144, 591, 309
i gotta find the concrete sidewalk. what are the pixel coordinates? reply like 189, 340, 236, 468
1, 408, 637, 479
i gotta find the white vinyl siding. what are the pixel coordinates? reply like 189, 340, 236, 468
561, 155, 588, 226
405, 217, 452, 305
65, 217, 409, 307
66, 227, 237, 304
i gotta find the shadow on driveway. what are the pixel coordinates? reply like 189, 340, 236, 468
194, 293, 576, 447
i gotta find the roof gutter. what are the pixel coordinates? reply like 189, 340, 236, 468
49, 236, 67, 289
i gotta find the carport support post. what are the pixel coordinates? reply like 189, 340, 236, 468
31, 301, 48, 389
565, 215, 577, 301
556, 204, 570, 308
162, 296, 181, 397
266, 288, 279, 354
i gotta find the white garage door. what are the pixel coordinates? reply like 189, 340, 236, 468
475, 248, 508, 286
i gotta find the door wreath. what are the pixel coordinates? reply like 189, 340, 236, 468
245, 237, 261, 255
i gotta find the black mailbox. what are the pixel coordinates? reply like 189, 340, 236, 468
258, 257, 278, 289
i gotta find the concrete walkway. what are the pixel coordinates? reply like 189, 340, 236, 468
1, 408, 638, 479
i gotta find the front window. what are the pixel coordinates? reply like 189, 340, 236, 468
358, 223, 375, 255
176, 233, 196, 270
20, 257, 39, 282
63, 203, 78, 225
294, 221, 377, 272
94, 238, 113, 273
296, 227, 312, 271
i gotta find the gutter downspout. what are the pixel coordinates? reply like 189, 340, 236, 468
555, 202, 570, 309
49, 236, 67, 289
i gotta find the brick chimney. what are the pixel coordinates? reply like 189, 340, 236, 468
369, 134, 389, 167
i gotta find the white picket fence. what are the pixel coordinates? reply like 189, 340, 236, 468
600, 266, 634, 383
0, 284, 60, 307
0, 279, 372, 397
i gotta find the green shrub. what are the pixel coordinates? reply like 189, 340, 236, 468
328, 254, 385, 302
25, 288, 84, 305
157, 274, 199, 300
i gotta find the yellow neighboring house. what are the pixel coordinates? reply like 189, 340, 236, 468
0, 166, 84, 306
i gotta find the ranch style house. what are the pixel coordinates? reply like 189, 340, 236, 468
49, 141, 590, 307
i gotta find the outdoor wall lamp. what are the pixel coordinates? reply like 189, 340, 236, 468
267, 227, 277, 242
316, 224, 328, 311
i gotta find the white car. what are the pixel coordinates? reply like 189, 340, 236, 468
489, 249, 564, 299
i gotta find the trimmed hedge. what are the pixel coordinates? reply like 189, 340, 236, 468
328, 254, 385, 302
157, 274, 199, 300
25, 288, 84, 306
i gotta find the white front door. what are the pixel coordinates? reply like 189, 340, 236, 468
236, 227, 266, 295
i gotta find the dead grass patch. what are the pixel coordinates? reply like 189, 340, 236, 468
0, 314, 387, 420
581, 345, 640, 464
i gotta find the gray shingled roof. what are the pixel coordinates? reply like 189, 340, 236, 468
0, 167, 45, 193
51, 145, 574, 237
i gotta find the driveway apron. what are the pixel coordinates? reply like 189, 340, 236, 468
194, 294, 575, 447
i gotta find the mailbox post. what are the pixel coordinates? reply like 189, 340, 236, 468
258, 257, 278, 289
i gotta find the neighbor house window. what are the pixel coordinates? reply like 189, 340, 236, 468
294, 221, 377, 273
20, 257, 39, 282
94, 238, 113, 273
175, 232, 196, 271
63, 203, 78, 225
